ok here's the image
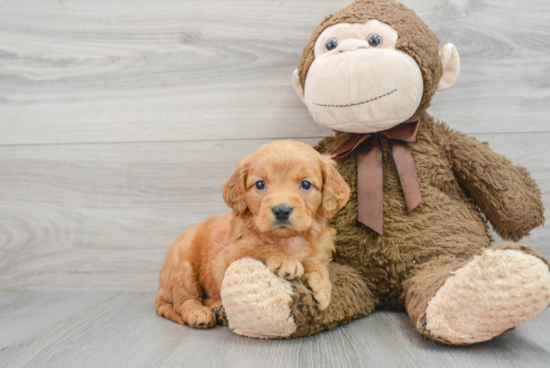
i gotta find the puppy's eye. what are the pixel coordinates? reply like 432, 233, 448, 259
325, 38, 338, 51
367, 34, 381, 47
255, 180, 266, 191
300, 181, 312, 191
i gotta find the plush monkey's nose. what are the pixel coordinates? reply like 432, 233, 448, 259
341, 46, 368, 53
272, 205, 292, 221
337, 40, 368, 53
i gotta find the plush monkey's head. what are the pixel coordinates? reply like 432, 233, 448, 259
292, 0, 460, 133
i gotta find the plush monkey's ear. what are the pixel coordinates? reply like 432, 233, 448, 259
437, 43, 460, 92
319, 155, 350, 219
292, 69, 305, 103
222, 159, 248, 215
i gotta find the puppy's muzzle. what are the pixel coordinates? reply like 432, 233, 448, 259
272, 205, 292, 222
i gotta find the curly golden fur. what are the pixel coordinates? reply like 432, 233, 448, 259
155, 140, 350, 328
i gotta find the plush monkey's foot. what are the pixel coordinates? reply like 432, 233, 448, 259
425, 247, 550, 345
221, 258, 297, 338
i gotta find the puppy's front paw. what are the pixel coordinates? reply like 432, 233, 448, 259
307, 272, 332, 310
266, 254, 304, 280
182, 305, 216, 329
213, 304, 228, 326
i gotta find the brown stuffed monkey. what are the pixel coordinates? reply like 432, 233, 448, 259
220, 0, 550, 345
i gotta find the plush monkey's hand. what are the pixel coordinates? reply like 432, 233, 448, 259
447, 129, 544, 241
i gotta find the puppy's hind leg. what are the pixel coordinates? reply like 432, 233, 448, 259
156, 264, 186, 325
156, 299, 185, 325
173, 261, 217, 329
157, 259, 216, 328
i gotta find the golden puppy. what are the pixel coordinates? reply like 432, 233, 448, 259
155, 140, 350, 328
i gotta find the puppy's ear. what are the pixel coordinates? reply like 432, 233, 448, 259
319, 155, 350, 219
222, 159, 248, 215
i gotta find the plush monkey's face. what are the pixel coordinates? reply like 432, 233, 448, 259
300, 20, 422, 133
292, 2, 460, 134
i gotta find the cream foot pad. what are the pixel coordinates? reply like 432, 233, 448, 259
221, 258, 297, 338
426, 249, 550, 344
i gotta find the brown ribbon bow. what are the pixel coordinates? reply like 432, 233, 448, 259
331, 121, 422, 235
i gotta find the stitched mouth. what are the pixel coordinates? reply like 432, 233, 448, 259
313, 89, 397, 108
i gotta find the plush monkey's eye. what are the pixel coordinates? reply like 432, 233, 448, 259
367, 34, 381, 47
325, 38, 338, 51
255, 180, 266, 191
300, 180, 312, 191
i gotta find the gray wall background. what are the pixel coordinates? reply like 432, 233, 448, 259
1, 0, 549, 292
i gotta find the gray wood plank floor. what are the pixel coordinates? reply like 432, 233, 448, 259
1, 0, 549, 366
1, 292, 549, 368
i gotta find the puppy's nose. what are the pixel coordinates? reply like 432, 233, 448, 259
272, 205, 292, 221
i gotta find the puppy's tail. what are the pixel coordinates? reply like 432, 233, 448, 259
156, 300, 186, 325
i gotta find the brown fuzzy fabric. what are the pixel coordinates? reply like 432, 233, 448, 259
288, 263, 378, 338
297, 0, 442, 122
291, 113, 544, 336
316, 113, 523, 305
449, 142, 545, 241
281, 0, 546, 342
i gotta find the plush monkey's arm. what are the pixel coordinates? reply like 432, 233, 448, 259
446, 129, 544, 241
